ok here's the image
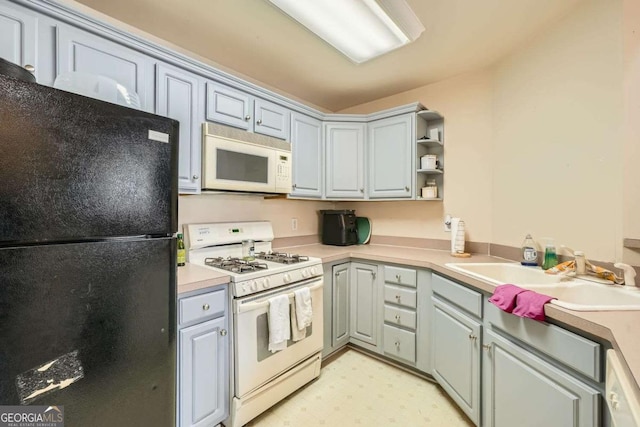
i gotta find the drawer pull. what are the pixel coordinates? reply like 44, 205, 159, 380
220, 329, 227, 336
395, 341, 400, 348
371, 271, 377, 279
482, 343, 492, 351
396, 274, 401, 281
395, 295, 401, 301
395, 315, 401, 321
469, 334, 477, 341
203, 303, 210, 311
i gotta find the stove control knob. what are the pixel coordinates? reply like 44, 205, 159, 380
264, 278, 271, 288
250, 281, 258, 291
241, 284, 248, 293
261, 280, 268, 289
310, 267, 318, 276
302, 269, 309, 278
283, 273, 291, 283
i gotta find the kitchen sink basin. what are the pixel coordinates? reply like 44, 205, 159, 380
445, 262, 640, 311
445, 262, 571, 285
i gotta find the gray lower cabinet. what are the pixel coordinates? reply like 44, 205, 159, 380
349, 262, 378, 346
0, 2, 37, 77
431, 297, 481, 425
368, 114, 413, 198
290, 112, 323, 198
178, 287, 229, 427
332, 263, 350, 349
156, 62, 203, 194
325, 122, 366, 199
483, 329, 600, 427
55, 25, 154, 112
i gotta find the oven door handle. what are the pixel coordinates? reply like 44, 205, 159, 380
237, 281, 323, 314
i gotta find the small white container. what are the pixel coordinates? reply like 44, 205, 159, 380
421, 186, 438, 199
429, 128, 439, 141
421, 154, 438, 170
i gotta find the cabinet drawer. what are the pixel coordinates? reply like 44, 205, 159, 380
384, 266, 417, 287
485, 302, 601, 382
384, 305, 417, 330
432, 274, 482, 318
383, 324, 416, 363
384, 284, 417, 309
180, 289, 226, 325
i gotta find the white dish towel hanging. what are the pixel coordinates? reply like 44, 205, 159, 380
294, 287, 313, 329
268, 294, 290, 353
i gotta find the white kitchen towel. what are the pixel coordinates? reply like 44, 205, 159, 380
290, 298, 307, 341
268, 294, 290, 353
294, 287, 313, 329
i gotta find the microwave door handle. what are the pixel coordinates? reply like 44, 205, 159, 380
236, 280, 323, 314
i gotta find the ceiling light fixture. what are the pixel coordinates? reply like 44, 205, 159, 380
267, 0, 425, 64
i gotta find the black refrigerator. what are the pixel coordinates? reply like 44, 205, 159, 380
0, 73, 178, 427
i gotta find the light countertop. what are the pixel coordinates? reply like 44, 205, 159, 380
176, 242, 640, 400
177, 263, 230, 295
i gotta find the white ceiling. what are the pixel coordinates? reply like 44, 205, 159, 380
74, 0, 584, 111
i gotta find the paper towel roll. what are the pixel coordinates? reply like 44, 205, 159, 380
451, 218, 465, 254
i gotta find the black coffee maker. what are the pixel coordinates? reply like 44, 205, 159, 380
320, 210, 358, 246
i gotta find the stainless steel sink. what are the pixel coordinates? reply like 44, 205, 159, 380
446, 262, 640, 311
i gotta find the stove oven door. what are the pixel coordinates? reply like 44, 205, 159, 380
233, 277, 323, 398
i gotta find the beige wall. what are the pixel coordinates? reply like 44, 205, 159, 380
622, 0, 640, 265
491, 0, 623, 261
338, 71, 494, 244
340, 0, 626, 262
178, 195, 330, 238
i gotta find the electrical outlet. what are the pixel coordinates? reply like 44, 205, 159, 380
291, 218, 298, 231
444, 214, 452, 232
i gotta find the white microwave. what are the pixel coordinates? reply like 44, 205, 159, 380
202, 123, 292, 194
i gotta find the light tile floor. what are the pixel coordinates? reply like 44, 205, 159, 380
247, 349, 474, 426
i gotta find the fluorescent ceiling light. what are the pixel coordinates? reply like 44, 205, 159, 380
267, 0, 425, 64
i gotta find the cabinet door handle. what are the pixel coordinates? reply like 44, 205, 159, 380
371, 271, 376, 279
257, 119, 262, 125
468, 334, 477, 341
482, 343, 492, 351
404, 186, 409, 192
395, 341, 400, 347
360, 188, 364, 193
395, 315, 401, 321
335, 272, 340, 278
192, 175, 199, 180
24, 64, 35, 73
396, 274, 401, 281
245, 115, 251, 121
220, 329, 227, 336
203, 303, 210, 311
292, 183, 297, 189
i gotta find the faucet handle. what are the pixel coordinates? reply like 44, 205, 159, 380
614, 263, 637, 287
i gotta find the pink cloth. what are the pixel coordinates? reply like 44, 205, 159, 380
488, 284, 527, 313
512, 290, 555, 321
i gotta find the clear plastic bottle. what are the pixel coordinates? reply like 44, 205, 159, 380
521, 234, 538, 266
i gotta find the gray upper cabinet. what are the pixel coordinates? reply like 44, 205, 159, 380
325, 122, 366, 199
156, 62, 203, 194
254, 98, 290, 140
483, 329, 600, 427
56, 25, 154, 112
205, 82, 252, 131
290, 112, 323, 197
350, 262, 378, 346
368, 114, 413, 198
0, 2, 37, 77
431, 297, 481, 425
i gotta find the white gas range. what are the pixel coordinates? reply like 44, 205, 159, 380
184, 221, 324, 427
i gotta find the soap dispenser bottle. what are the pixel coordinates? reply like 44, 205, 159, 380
521, 234, 538, 266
